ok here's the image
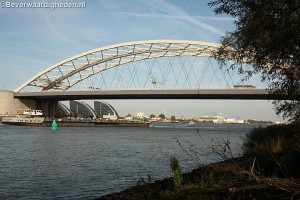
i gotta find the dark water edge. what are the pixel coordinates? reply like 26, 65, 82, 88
0, 123, 262, 199
95, 157, 241, 200
96, 155, 300, 200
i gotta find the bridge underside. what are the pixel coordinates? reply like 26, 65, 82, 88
13, 89, 293, 101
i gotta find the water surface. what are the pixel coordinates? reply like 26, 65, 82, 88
0, 123, 258, 199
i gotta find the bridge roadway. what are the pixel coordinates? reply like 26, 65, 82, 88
13, 89, 293, 101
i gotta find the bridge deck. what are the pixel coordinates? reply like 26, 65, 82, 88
13, 89, 292, 101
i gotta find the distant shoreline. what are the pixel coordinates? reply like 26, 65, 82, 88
0, 117, 274, 127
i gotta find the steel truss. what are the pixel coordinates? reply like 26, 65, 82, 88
14, 40, 220, 92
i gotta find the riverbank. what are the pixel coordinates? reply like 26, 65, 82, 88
96, 156, 300, 199
97, 123, 300, 199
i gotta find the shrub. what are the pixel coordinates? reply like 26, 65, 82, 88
242, 122, 300, 178
170, 156, 183, 191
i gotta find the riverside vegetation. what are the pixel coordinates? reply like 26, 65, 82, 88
97, 122, 300, 200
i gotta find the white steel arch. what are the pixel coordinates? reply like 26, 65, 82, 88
14, 40, 220, 92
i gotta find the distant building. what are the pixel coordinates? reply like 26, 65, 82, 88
198, 116, 230, 124
58, 102, 73, 117
136, 112, 144, 119
198, 116, 224, 124
236, 119, 245, 124
224, 118, 236, 124
70, 101, 97, 119
213, 116, 225, 124
125, 113, 133, 120
94, 101, 119, 119
102, 113, 118, 120
198, 116, 214, 123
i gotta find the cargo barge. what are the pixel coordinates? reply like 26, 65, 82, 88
1, 114, 149, 127
42, 119, 150, 127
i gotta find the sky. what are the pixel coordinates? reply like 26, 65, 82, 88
0, 0, 284, 121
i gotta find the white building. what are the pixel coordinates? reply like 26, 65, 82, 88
102, 113, 118, 120
224, 118, 236, 124
213, 116, 225, 124
236, 119, 245, 124
198, 116, 225, 124
125, 113, 133, 120
136, 112, 144, 119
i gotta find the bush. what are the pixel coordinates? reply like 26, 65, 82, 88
242, 122, 300, 178
170, 156, 183, 191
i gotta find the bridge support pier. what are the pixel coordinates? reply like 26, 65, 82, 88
0, 90, 36, 115
36, 100, 58, 118
0, 90, 15, 115
0, 90, 58, 117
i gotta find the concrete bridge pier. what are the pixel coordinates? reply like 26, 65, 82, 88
0, 90, 36, 115
0, 90, 15, 115
0, 90, 58, 117
36, 100, 58, 118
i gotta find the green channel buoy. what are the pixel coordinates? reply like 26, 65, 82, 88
51, 120, 58, 130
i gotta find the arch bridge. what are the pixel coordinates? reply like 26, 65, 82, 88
4, 40, 295, 117
14, 39, 289, 101
15, 40, 224, 92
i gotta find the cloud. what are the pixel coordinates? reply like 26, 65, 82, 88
140, 0, 225, 35
113, 12, 233, 22
35, 9, 91, 49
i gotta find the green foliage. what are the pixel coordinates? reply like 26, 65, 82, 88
170, 115, 176, 121
138, 174, 153, 186
170, 156, 183, 191
208, 0, 300, 121
159, 190, 173, 199
149, 114, 155, 118
242, 123, 300, 178
136, 174, 154, 200
158, 114, 166, 120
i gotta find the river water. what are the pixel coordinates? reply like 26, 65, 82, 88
0, 123, 260, 199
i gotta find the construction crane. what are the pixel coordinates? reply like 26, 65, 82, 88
150, 77, 165, 88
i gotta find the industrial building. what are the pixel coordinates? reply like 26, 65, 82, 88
56, 100, 119, 119
58, 102, 73, 117
69, 100, 97, 119
94, 101, 119, 119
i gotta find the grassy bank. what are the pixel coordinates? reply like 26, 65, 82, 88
97, 123, 300, 200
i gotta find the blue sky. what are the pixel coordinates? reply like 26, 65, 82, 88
0, 0, 282, 121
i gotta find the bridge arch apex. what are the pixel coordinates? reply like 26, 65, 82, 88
14, 40, 220, 92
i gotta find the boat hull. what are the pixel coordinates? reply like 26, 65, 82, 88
1, 116, 45, 125
1, 117, 149, 127
42, 120, 150, 127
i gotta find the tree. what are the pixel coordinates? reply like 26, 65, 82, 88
158, 114, 166, 120
149, 114, 156, 119
170, 115, 176, 121
208, 0, 300, 121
